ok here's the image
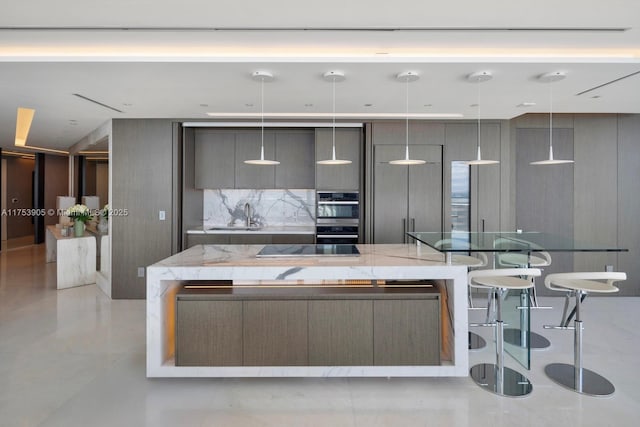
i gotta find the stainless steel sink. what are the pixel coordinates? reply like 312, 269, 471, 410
207, 226, 263, 231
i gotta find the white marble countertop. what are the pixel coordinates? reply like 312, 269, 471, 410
186, 225, 316, 235
149, 244, 467, 282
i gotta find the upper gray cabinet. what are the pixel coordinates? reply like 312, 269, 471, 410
235, 131, 276, 189
193, 128, 315, 190
315, 128, 362, 190
275, 130, 315, 189
194, 129, 235, 189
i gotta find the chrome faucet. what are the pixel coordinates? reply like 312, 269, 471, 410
244, 202, 252, 227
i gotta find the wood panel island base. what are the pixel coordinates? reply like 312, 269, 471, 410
146, 244, 469, 378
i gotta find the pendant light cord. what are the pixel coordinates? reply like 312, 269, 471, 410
332, 77, 336, 158
405, 77, 410, 159
260, 77, 265, 158
549, 83, 553, 153
477, 82, 481, 152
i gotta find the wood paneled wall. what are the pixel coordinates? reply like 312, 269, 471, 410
108, 115, 639, 298
512, 113, 639, 295
111, 119, 176, 299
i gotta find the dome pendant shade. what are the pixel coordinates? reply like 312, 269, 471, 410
390, 71, 426, 166
245, 70, 280, 165
467, 145, 499, 165
530, 145, 574, 165
530, 71, 574, 166
317, 71, 352, 165
389, 144, 426, 165
244, 144, 280, 165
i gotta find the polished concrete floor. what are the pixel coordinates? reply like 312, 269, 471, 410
1, 244, 639, 427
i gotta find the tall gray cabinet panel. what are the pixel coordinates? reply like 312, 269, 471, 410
474, 123, 501, 232
373, 145, 410, 243
315, 128, 362, 190
573, 116, 618, 274
373, 144, 443, 243
194, 130, 235, 189
443, 122, 501, 232
408, 145, 443, 233
617, 115, 640, 295
275, 130, 315, 188
234, 131, 276, 189
516, 128, 574, 295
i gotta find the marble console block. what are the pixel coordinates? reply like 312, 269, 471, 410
203, 189, 315, 228
46, 225, 96, 290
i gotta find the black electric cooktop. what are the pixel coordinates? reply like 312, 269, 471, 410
256, 244, 360, 258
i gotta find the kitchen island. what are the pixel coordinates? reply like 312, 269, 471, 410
147, 244, 468, 377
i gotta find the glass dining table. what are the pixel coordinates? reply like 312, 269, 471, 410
407, 231, 628, 370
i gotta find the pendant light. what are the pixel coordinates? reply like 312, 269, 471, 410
389, 71, 426, 165
530, 71, 574, 165
317, 70, 352, 165
466, 71, 499, 166
244, 70, 280, 165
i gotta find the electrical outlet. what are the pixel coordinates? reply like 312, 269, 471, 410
605, 265, 614, 272
159, 210, 166, 221
137, 267, 145, 278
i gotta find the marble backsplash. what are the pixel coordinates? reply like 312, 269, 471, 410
203, 189, 315, 227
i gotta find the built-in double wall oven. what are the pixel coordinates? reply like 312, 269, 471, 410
316, 191, 360, 244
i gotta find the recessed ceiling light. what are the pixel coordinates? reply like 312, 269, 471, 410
517, 102, 537, 107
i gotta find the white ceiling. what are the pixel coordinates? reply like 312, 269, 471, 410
1, 0, 639, 151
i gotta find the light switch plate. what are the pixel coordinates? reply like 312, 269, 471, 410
137, 267, 145, 278
159, 210, 166, 221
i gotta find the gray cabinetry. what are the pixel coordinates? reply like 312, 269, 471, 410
315, 128, 362, 190
275, 130, 315, 188
193, 128, 315, 190
373, 144, 443, 243
235, 131, 276, 189
194, 130, 235, 189
272, 234, 315, 244
373, 298, 440, 365
308, 300, 373, 365
186, 234, 230, 247
175, 288, 440, 367
175, 300, 243, 366
443, 122, 502, 232
186, 233, 314, 248
243, 300, 309, 366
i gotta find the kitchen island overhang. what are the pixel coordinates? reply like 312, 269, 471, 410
147, 244, 469, 378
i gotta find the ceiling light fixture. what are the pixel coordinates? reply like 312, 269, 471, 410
530, 71, 574, 165
466, 71, 499, 166
389, 71, 426, 166
317, 71, 352, 166
244, 71, 280, 166
15, 107, 35, 146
